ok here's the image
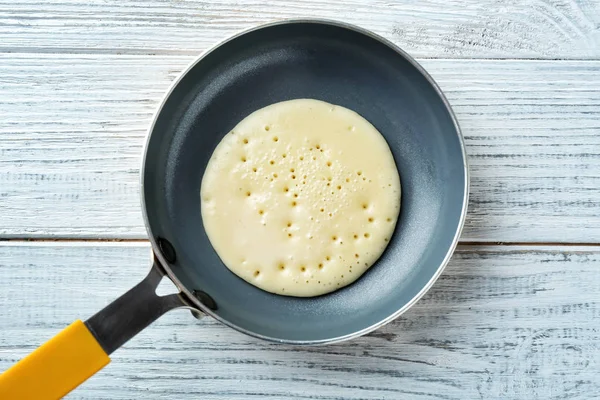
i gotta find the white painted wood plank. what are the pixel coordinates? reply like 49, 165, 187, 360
2, 55, 599, 242
0, 55, 179, 238
0, 242, 598, 399
0, 0, 599, 59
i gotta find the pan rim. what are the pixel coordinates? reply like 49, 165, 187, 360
140, 18, 470, 345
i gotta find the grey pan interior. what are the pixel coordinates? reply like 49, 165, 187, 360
142, 20, 468, 343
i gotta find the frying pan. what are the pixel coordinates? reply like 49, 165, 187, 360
0, 19, 468, 398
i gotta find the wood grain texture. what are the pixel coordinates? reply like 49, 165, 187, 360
2, 55, 599, 242
0, 242, 598, 399
2, 2, 599, 399
0, 0, 599, 59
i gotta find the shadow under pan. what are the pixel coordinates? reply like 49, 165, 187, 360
142, 21, 467, 343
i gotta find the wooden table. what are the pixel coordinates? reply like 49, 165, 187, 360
1, 1, 599, 399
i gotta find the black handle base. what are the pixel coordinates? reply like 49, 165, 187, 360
85, 258, 193, 355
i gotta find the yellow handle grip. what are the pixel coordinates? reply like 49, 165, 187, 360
0, 320, 110, 399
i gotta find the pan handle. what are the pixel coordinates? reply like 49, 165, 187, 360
85, 257, 192, 355
0, 257, 193, 399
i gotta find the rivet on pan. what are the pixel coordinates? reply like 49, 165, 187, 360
157, 237, 176, 263
193, 290, 218, 311
190, 309, 205, 320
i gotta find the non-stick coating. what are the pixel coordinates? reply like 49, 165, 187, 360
142, 21, 467, 342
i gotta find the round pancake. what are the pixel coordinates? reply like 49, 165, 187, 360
201, 99, 400, 297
